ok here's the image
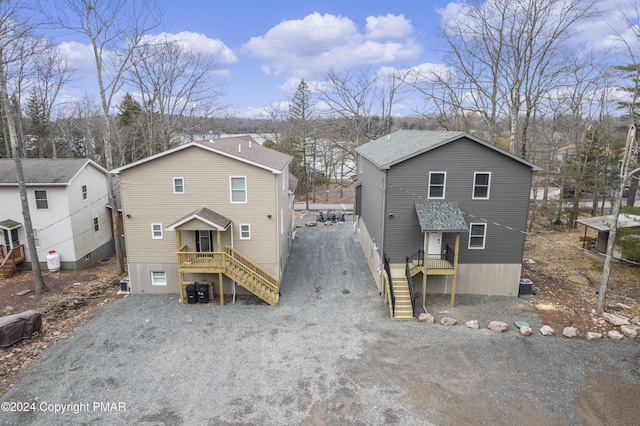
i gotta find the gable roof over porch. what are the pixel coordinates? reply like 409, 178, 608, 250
166, 207, 232, 231
415, 201, 468, 232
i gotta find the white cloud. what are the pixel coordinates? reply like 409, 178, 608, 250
242, 12, 422, 78
141, 31, 237, 66
365, 14, 413, 39
56, 41, 97, 75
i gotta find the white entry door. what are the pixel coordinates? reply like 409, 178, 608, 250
427, 232, 442, 257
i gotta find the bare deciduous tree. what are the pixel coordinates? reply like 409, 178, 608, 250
0, 0, 47, 294
50, 0, 160, 275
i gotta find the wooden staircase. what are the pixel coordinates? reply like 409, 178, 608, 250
389, 267, 415, 320
223, 247, 279, 306
1, 245, 26, 279
177, 246, 279, 306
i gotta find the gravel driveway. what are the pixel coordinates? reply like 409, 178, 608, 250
1, 218, 639, 425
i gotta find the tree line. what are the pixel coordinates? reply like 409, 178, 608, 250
1, 1, 639, 299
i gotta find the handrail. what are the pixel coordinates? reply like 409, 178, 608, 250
407, 249, 424, 267
1, 244, 26, 278
405, 256, 416, 315
176, 248, 279, 305
383, 253, 395, 316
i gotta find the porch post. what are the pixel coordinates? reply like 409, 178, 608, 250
450, 232, 461, 307
176, 231, 184, 304
422, 232, 428, 310
216, 230, 222, 252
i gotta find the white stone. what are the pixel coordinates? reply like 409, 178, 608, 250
465, 320, 479, 329
586, 332, 602, 340
440, 316, 458, 326
488, 321, 508, 332
614, 302, 632, 310
418, 313, 435, 324
607, 330, 624, 340
563, 327, 578, 338
631, 316, 640, 326
539, 325, 555, 336
620, 325, 638, 338
601, 312, 631, 326
519, 326, 533, 336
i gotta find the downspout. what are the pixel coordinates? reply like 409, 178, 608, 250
231, 223, 236, 304
380, 171, 387, 285
422, 232, 428, 313
275, 172, 281, 278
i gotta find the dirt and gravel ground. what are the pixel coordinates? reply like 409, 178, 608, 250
1, 217, 639, 425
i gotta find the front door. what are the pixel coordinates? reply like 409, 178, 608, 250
196, 230, 212, 252
427, 232, 442, 257
3, 228, 19, 253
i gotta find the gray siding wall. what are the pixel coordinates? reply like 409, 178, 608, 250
384, 137, 533, 265
356, 154, 386, 259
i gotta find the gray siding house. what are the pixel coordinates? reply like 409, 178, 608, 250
354, 130, 540, 319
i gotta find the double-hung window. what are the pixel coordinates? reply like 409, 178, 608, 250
173, 177, 185, 194
82, 185, 88, 200
151, 223, 163, 239
469, 223, 487, 249
93, 217, 100, 232
230, 177, 247, 203
428, 172, 446, 199
240, 224, 251, 240
34, 190, 48, 209
473, 172, 491, 199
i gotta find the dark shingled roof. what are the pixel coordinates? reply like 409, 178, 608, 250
198, 136, 293, 172
0, 158, 103, 185
112, 136, 293, 174
355, 130, 541, 171
415, 201, 468, 232
166, 207, 232, 231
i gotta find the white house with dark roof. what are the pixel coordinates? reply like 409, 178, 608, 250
111, 135, 297, 305
0, 158, 114, 275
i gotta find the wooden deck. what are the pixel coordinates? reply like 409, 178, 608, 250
1, 244, 26, 278
176, 246, 279, 306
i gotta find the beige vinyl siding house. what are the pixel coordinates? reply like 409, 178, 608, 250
112, 136, 296, 305
0, 159, 114, 273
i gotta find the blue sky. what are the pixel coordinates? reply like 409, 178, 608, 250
49, 0, 639, 118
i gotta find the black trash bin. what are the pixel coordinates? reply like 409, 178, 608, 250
197, 284, 209, 304
186, 284, 197, 304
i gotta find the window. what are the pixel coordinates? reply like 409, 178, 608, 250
230, 177, 247, 203
473, 172, 491, 199
173, 177, 184, 194
151, 223, 163, 239
82, 185, 88, 200
240, 224, 251, 239
151, 271, 167, 285
428, 172, 446, 199
34, 190, 48, 209
93, 217, 100, 232
469, 223, 487, 249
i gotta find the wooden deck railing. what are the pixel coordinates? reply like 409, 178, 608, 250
1, 244, 26, 278
176, 246, 279, 306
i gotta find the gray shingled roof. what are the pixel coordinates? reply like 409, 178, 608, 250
166, 207, 232, 231
415, 201, 468, 232
198, 136, 293, 172
355, 130, 540, 170
112, 136, 293, 174
0, 158, 101, 185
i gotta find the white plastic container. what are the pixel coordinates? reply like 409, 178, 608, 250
47, 250, 61, 271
